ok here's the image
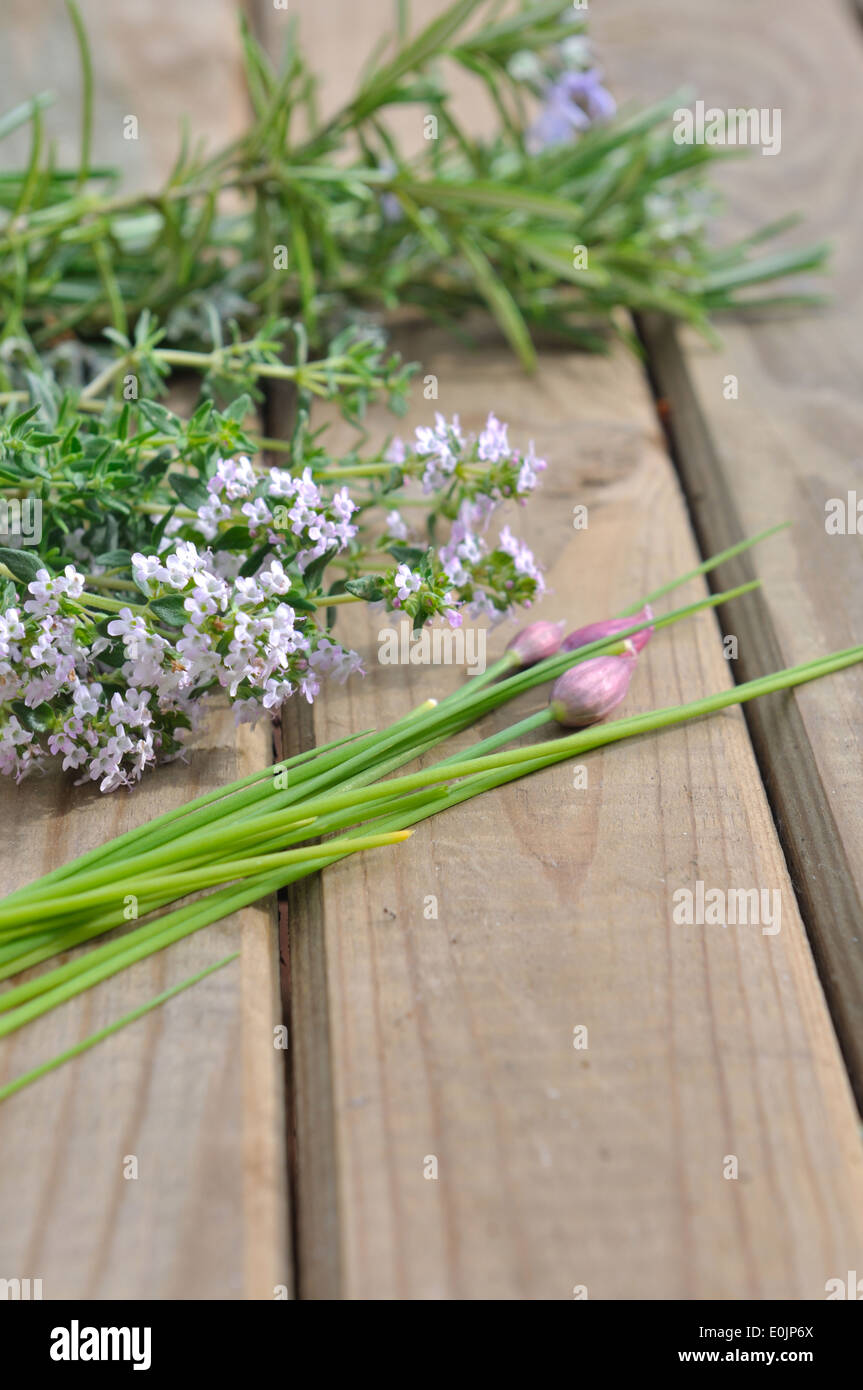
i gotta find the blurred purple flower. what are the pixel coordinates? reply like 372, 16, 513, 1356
528, 69, 616, 152
377, 159, 403, 224
380, 191, 403, 224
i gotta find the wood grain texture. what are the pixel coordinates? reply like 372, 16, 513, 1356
1, 362, 288, 1299
3, 0, 860, 1307
0, 707, 288, 1299
282, 322, 863, 1299
260, 0, 863, 1301
0, 0, 252, 190
591, 0, 863, 1095
0, 11, 290, 1300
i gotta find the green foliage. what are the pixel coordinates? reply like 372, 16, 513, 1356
0, 0, 827, 372
0, 316, 415, 579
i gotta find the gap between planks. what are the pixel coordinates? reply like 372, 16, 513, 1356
592, 0, 863, 1108
278, 321, 863, 1299
257, 0, 863, 1300
638, 311, 863, 1109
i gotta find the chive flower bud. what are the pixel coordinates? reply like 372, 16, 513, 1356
506, 619, 565, 668
561, 605, 653, 655
549, 654, 637, 727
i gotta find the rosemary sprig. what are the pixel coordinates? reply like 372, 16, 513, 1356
0, 1, 827, 367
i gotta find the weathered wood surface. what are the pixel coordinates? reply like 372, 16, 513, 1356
593, 0, 863, 1097
0, 0, 251, 189
2, 0, 862, 1305
0, 709, 288, 1299
283, 322, 863, 1299
0, 368, 288, 1302
259, 0, 863, 1302
0, 16, 290, 1303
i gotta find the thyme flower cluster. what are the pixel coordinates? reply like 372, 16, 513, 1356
380, 412, 546, 626
0, 412, 546, 790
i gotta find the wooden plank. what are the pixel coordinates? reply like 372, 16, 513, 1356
0, 0, 293, 1295
0, 0, 253, 190
280, 320, 863, 1299
0, 374, 289, 1300
592, 0, 863, 1097
269, 0, 863, 1299
0, 708, 289, 1299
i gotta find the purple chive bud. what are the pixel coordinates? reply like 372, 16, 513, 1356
549, 654, 636, 728
561, 604, 653, 656
506, 619, 565, 668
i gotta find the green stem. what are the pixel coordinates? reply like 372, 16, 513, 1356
0, 580, 749, 918
0, 829, 410, 933
2, 645, 858, 1066
0, 725, 374, 905
84, 574, 140, 594
0, 952, 239, 1102
617, 523, 789, 616
313, 463, 408, 479
82, 591, 148, 616
312, 592, 364, 607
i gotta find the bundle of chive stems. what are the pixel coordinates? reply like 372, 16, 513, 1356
1, 525, 862, 1102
